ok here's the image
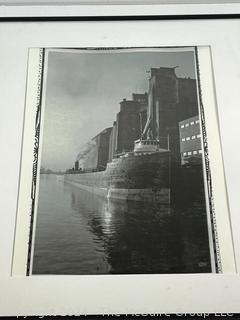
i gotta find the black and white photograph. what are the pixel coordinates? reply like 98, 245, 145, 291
27, 47, 218, 275
24, 47, 219, 275
2, 17, 239, 316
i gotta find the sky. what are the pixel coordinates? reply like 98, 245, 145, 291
40, 49, 196, 171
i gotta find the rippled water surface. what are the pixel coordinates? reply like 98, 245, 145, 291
32, 174, 212, 274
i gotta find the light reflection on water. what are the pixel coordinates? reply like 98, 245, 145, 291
32, 174, 211, 275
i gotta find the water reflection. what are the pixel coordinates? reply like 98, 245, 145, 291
70, 183, 211, 274
32, 175, 211, 275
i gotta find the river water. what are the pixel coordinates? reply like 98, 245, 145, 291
32, 174, 212, 274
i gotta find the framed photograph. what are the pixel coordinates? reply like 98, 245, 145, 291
12, 46, 233, 276
0, 14, 240, 315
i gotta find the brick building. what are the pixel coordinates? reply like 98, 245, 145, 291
179, 115, 202, 164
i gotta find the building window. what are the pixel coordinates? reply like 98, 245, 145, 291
183, 152, 187, 156
191, 135, 196, 140
197, 134, 201, 138
185, 123, 189, 127
195, 119, 200, 124
193, 150, 198, 155
190, 121, 194, 125
188, 151, 192, 156
198, 150, 203, 154
186, 137, 190, 141
182, 138, 186, 142
180, 124, 184, 128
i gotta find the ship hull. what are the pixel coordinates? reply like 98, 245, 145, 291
65, 152, 170, 203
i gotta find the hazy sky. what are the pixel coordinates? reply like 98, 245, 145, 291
40, 49, 196, 171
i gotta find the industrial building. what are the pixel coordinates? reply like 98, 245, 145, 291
179, 115, 202, 164
109, 95, 148, 158
75, 127, 112, 172
132, 93, 148, 135
177, 77, 199, 121
95, 127, 113, 170
139, 67, 199, 162
73, 67, 201, 172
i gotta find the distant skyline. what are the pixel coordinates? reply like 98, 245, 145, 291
40, 49, 196, 171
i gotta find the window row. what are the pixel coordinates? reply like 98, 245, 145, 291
183, 150, 203, 156
181, 134, 201, 142
180, 119, 200, 128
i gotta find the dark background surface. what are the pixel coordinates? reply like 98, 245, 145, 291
0, 14, 240, 22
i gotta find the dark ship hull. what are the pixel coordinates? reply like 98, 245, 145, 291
65, 151, 170, 203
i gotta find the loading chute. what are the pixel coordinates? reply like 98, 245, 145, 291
141, 77, 160, 141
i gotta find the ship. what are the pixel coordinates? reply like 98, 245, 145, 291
65, 139, 170, 202
65, 69, 172, 203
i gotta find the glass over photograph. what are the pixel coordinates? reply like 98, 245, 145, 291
29, 47, 218, 275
